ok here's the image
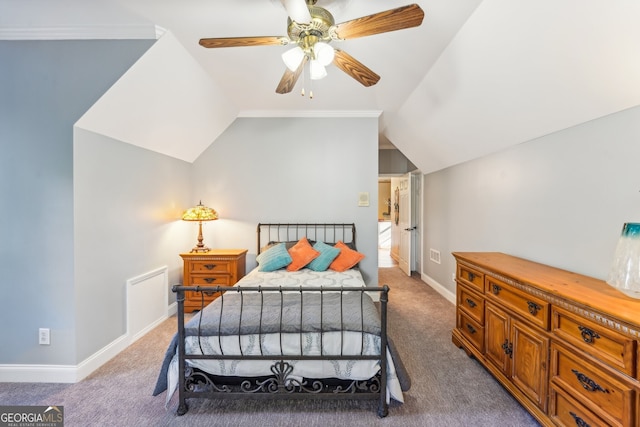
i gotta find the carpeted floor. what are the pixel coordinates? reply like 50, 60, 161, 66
0, 267, 540, 426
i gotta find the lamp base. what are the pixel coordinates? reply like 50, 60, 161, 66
190, 245, 211, 253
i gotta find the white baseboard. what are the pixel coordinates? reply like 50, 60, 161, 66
0, 304, 177, 383
421, 272, 456, 305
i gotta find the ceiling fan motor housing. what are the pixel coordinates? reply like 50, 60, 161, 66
287, 5, 335, 51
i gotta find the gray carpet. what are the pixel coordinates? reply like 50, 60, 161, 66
0, 268, 540, 426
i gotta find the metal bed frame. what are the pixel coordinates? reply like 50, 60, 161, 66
172, 223, 391, 417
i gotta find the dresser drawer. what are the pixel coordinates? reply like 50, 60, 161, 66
551, 343, 635, 426
485, 276, 550, 330
550, 383, 617, 427
457, 311, 484, 353
189, 260, 232, 274
552, 306, 636, 378
457, 284, 485, 324
457, 263, 484, 293
189, 275, 231, 286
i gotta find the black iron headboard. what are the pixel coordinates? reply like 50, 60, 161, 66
257, 223, 356, 254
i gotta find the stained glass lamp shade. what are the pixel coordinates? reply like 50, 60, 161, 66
182, 201, 218, 253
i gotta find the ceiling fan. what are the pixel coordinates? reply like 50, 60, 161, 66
199, 0, 425, 96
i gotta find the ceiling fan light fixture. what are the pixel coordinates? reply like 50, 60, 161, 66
313, 42, 335, 66
309, 59, 327, 80
282, 46, 305, 71
283, 0, 312, 24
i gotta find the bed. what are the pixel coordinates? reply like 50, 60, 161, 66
153, 223, 409, 418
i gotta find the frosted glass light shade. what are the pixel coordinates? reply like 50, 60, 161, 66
282, 46, 305, 71
607, 223, 640, 298
314, 42, 335, 66
310, 60, 327, 80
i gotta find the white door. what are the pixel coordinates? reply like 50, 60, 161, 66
398, 174, 413, 276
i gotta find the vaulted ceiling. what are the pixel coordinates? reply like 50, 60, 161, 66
3, 0, 639, 173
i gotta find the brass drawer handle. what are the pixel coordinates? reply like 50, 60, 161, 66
571, 369, 608, 393
569, 411, 590, 427
465, 323, 477, 334
204, 264, 217, 270
465, 298, 477, 308
203, 277, 217, 284
527, 301, 541, 316
491, 284, 502, 295
578, 326, 600, 344
467, 272, 475, 282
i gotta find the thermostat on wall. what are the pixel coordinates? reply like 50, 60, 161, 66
358, 192, 369, 207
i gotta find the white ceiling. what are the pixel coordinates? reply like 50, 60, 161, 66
2, 0, 640, 172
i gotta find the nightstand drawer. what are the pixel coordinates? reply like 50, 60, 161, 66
457, 284, 484, 324
485, 276, 549, 330
190, 275, 231, 286
551, 343, 635, 426
185, 289, 223, 308
552, 306, 636, 377
190, 260, 232, 274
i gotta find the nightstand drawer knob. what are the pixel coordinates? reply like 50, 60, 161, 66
204, 264, 217, 270
204, 277, 217, 283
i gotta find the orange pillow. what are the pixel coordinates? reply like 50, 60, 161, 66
286, 237, 321, 271
329, 241, 365, 272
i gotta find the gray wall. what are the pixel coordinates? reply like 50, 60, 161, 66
0, 40, 153, 364
191, 117, 380, 286
73, 129, 191, 362
422, 106, 640, 299
379, 148, 416, 175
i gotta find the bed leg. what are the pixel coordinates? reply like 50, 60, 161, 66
377, 402, 389, 418
177, 402, 188, 416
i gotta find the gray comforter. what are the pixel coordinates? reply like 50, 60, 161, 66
152, 290, 381, 396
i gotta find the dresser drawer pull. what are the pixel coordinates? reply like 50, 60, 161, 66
571, 369, 608, 393
527, 301, 541, 316
203, 291, 217, 297
569, 412, 590, 427
465, 298, 477, 308
467, 272, 475, 282
465, 323, 477, 334
203, 264, 217, 270
203, 278, 217, 284
491, 284, 502, 295
578, 326, 600, 344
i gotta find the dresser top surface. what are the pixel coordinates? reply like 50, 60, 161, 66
453, 251, 640, 328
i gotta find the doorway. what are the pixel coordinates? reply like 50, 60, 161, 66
378, 172, 421, 273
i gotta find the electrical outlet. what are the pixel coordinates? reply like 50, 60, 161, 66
39, 328, 50, 345
452, 272, 457, 282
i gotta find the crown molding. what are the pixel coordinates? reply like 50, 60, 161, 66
238, 110, 382, 118
0, 24, 162, 41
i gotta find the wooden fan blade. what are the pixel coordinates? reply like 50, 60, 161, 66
276, 56, 309, 94
332, 4, 425, 40
199, 36, 289, 48
333, 49, 380, 87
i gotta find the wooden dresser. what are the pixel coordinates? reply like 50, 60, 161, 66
180, 249, 247, 312
452, 252, 640, 427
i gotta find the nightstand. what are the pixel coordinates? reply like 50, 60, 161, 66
180, 249, 247, 312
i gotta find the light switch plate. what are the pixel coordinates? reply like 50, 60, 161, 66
358, 192, 369, 206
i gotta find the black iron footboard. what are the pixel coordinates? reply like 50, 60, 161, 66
172, 285, 390, 418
